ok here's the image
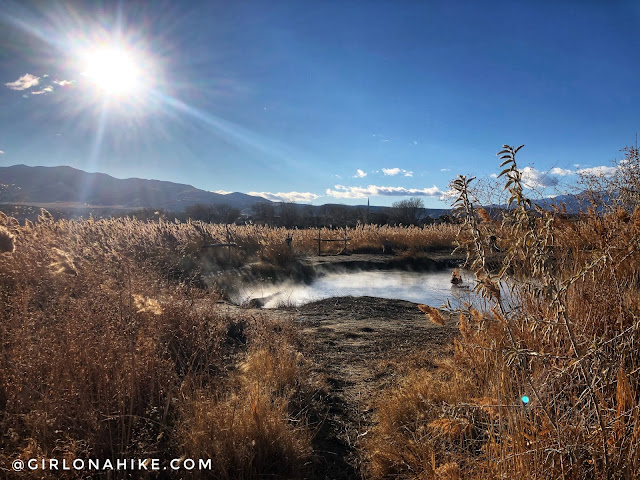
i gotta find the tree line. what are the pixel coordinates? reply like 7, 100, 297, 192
123, 197, 455, 227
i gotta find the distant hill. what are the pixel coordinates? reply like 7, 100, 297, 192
0, 164, 267, 212
0, 164, 453, 219
484, 192, 595, 216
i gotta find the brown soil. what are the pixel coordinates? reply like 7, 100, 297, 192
257, 295, 458, 479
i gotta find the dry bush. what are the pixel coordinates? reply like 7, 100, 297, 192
177, 335, 313, 479
365, 144, 640, 480
0, 225, 15, 253
0, 215, 314, 477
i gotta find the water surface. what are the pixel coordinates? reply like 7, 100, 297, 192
235, 269, 482, 309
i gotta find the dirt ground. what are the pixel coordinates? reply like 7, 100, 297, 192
256, 295, 459, 479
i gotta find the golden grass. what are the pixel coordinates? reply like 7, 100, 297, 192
418, 304, 446, 326
0, 224, 14, 253
178, 342, 312, 479
365, 148, 640, 479
0, 212, 315, 478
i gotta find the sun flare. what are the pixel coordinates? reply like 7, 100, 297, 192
82, 47, 140, 95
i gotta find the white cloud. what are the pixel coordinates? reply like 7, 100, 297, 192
249, 191, 320, 203
486, 165, 617, 188
382, 167, 413, 177
5, 73, 40, 90
354, 169, 367, 178
549, 167, 573, 176
412, 140, 418, 145
0, 150, 4, 154
53, 79, 74, 86
577, 165, 618, 177
31, 86, 53, 95
212, 190, 232, 195
440, 168, 451, 172
326, 184, 443, 199
439, 189, 459, 201
520, 167, 559, 189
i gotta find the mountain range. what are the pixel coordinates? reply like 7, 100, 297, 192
0, 164, 586, 220
0, 164, 454, 218
0, 164, 265, 212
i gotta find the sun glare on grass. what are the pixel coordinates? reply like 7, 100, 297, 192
82, 47, 141, 96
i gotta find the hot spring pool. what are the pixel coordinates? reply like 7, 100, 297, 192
234, 269, 485, 309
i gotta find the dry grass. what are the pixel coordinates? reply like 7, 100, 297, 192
178, 339, 312, 479
365, 145, 640, 479
0, 212, 315, 478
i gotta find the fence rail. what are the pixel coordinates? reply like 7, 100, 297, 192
317, 228, 351, 255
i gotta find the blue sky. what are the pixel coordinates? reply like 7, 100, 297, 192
0, 0, 638, 207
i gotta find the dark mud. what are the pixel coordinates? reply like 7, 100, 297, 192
261, 295, 458, 479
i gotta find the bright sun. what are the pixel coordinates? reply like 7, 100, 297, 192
82, 47, 140, 95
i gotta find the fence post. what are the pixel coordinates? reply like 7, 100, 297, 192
343, 227, 347, 253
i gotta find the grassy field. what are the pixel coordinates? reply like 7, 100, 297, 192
0, 214, 457, 478
2, 148, 639, 479
0, 213, 319, 478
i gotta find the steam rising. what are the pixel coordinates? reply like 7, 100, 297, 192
233, 270, 478, 308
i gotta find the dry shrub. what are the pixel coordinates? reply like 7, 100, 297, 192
179, 386, 311, 480
418, 304, 446, 326
178, 330, 312, 479
0, 214, 314, 477
240, 346, 304, 394
365, 358, 483, 479
366, 144, 640, 479
0, 225, 15, 253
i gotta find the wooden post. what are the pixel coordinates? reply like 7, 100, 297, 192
343, 227, 347, 253
318, 228, 321, 255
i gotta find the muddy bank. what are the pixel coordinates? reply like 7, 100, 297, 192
248, 295, 458, 479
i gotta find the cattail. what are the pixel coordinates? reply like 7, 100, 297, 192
490, 307, 507, 327
458, 312, 470, 336
632, 207, 640, 229
0, 225, 15, 253
418, 304, 446, 326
